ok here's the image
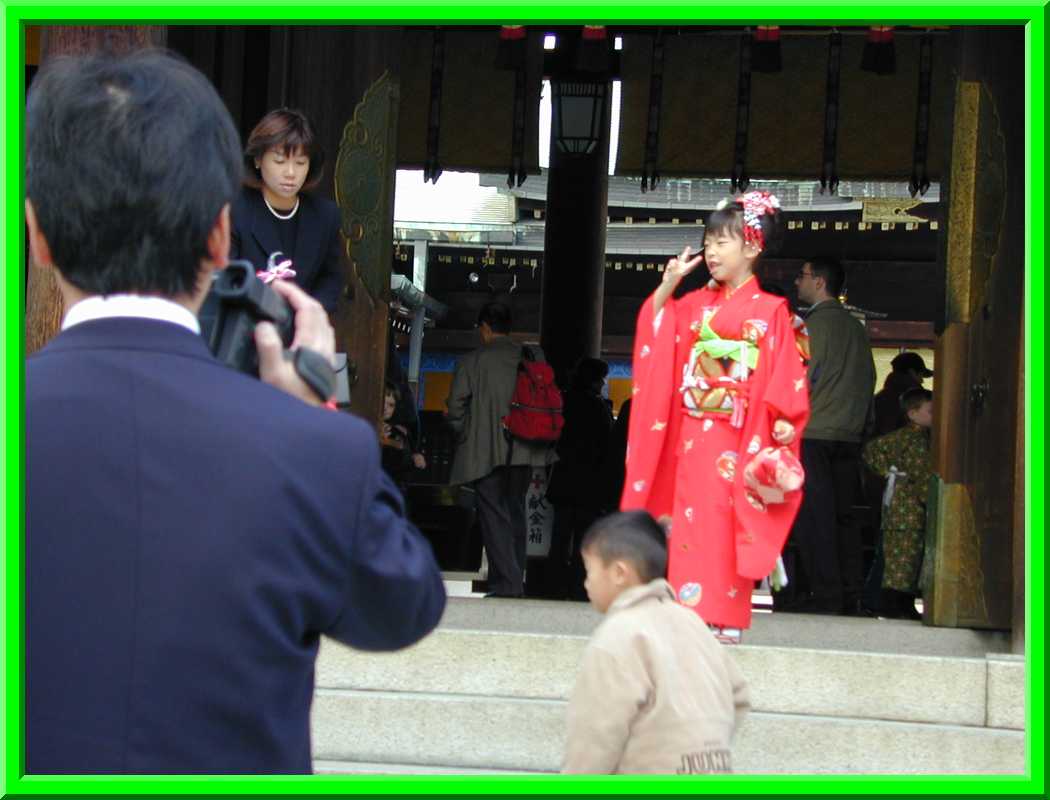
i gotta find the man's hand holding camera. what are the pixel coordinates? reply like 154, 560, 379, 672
255, 279, 335, 406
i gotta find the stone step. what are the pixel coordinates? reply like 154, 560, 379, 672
310, 689, 1025, 774
314, 759, 537, 775
316, 631, 1024, 730
437, 596, 1013, 657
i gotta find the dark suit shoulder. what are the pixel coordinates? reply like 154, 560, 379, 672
296, 192, 340, 230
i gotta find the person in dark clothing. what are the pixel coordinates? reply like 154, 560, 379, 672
231, 108, 346, 316
24, 50, 445, 774
779, 258, 875, 615
872, 352, 934, 436
381, 381, 426, 488
532, 358, 615, 599
601, 397, 633, 512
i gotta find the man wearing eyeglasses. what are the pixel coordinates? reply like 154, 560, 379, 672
778, 259, 876, 616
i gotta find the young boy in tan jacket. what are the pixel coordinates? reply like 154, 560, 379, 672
562, 511, 751, 774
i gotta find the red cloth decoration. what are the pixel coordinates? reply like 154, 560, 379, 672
867, 26, 894, 44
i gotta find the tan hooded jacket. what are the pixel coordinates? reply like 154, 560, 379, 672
562, 579, 750, 774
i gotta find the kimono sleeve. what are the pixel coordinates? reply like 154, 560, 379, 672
733, 301, 811, 579
863, 433, 893, 478
758, 302, 810, 442
621, 293, 680, 517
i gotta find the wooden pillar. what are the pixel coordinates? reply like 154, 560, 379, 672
25, 26, 166, 356
925, 26, 1024, 631
1011, 316, 1025, 653
539, 33, 612, 383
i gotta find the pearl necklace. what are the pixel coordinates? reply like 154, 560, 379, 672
264, 195, 300, 220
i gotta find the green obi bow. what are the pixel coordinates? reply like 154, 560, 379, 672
692, 313, 759, 370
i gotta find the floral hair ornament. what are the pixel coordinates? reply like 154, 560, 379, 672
735, 191, 781, 251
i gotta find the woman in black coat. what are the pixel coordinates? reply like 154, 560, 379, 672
231, 108, 345, 315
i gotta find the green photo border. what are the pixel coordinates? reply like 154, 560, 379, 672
3, 1, 1044, 796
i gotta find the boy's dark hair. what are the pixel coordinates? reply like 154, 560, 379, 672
580, 511, 668, 583
243, 108, 325, 192
26, 49, 243, 299
807, 258, 846, 297
705, 198, 784, 257
900, 387, 933, 414
477, 302, 512, 334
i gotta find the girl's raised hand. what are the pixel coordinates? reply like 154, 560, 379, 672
663, 246, 704, 284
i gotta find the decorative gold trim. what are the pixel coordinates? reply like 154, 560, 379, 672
944, 81, 980, 324
860, 198, 926, 224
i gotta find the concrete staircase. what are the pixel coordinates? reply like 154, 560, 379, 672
310, 596, 1025, 775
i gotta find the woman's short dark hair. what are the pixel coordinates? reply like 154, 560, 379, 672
243, 108, 325, 192
26, 49, 243, 298
477, 302, 512, 334
581, 511, 668, 583
705, 197, 784, 257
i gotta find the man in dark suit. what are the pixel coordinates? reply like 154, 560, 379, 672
24, 50, 445, 774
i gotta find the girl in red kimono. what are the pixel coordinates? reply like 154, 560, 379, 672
621, 192, 810, 643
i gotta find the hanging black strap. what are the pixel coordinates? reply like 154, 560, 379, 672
641, 31, 665, 194
731, 33, 752, 193
821, 31, 843, 195
424, 28, 445, 184
910, 34, 934, 197
509, 64, 528, 187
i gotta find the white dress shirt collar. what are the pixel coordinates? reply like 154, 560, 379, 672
61, 295, 200, 335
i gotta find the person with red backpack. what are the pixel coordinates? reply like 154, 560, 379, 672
446, 303, 560, 597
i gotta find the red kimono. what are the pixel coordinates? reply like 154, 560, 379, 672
621, 276, 810, 629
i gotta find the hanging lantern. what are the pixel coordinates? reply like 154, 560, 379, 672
552, 78, 608, 155
861, 26, 895, 75
752, 26, 782, 73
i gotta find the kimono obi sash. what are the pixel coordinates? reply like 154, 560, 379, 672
680, 312, 759, 429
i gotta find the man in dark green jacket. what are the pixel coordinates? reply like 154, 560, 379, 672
780, 259, 876, 614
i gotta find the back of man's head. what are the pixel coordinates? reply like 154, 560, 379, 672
807, 258, 846, 298
476, 302, 512, 334
26, 50, 243, 299
580, 511, 668, 583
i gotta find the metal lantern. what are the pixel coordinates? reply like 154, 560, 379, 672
552, 78, 608, 155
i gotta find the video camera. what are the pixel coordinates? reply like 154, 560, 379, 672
198, 260, 335, 402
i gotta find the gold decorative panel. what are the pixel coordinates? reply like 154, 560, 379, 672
335, 71, 399, 304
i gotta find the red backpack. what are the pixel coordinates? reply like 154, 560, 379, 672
502, 347, 564, 443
